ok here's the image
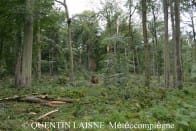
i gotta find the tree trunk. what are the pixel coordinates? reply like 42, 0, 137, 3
163, 0, 170, 88
151, 4, 160, 81
15, 53, 21, 87
174, 0, 183, 89
21, 0, 34, 88
152, 43, 155, 76
170, 0, 176, 88
191, 9, 196, 79
88, 57, 96, 71
87, 44, 92, 71
0, 37, 4, 65
190, 12, 196, 62
55, 0, 74, 81
78, 53, 82, 70
49, 47, 54, 75
15, 30, 22, 87
142, 0, 150, 87
87, 44, 96, 71
36, 25, 41, 79
0, 39, 3, 60
133, 52, 136, 73
68, 23, 74, 81
107, 22, 112, 53
135, 48, 140, 73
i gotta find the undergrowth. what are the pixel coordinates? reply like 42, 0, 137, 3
0, 76, 195, 131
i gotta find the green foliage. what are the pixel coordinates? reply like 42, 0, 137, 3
190, 63, 196, 81
0, 65, 7, 78
0, 77, 195, 130
57, 73, 68, 84
0, 0, 195, 130
140, 84, 196, 130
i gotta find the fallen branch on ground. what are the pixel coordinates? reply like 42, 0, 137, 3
0, 94, 78, 105
37, 109, 59, 121
0, 95, 22, 101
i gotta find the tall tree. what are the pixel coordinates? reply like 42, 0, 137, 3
141, 0, 150, 87
149, 0, 161, 81
55, 0, 74, 81
15, 28, 22, 87
127, 0, 136, 73
170, 0, 176, 87
35, 22, 41, 79
190, 10, 196, 61
163, 0, 170, 88
174, 0, 183, 88
99, 0, 121, 53
183, 0, 196, 62
21, 0, 34, 87
72, 11, 100, 71
34, 0, 54, 79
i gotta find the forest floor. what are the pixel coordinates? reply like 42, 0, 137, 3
0, 75, 195, 131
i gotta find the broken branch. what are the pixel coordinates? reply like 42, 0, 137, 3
37, 109, 59, 121
55, 0, 65, 6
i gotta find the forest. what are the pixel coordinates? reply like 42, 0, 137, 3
0, 0, 195, 130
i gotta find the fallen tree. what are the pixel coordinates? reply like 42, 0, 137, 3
0, 94, 78, 105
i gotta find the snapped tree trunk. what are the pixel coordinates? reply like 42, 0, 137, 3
21, 0, 34, 88
55, 0, 74, 81
163, 0, 170, 88
142, 0, 150, 87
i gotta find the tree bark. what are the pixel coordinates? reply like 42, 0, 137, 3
151, 3, 160, 81
170, 0, 176, 88
15, 29, 22, 87
133, 51, 136, 73
37, 109, 59, 121
21, 0, 34, 88
135, 48, 140, 73
174, 0, 183, 89
36, 24, 41, 79
49, 47, 54, 75
163, 0, 170, 88
68, 23, 74, 80
142, 0, 150, 87
0, 36, 4, 68
87, 44, 96, 71
190, 11, 196, 62
0, 38, 3, 61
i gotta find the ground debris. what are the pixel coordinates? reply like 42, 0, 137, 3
0, 94, 78, 105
